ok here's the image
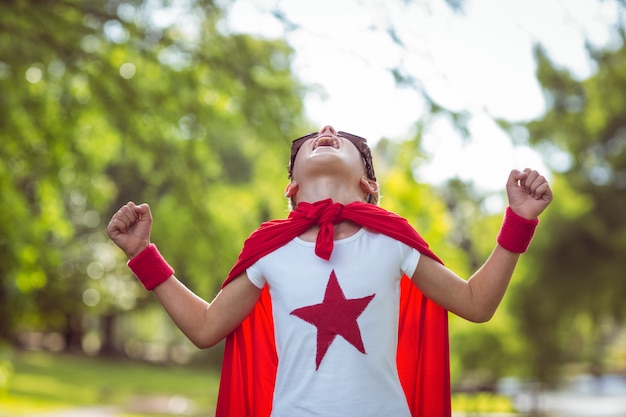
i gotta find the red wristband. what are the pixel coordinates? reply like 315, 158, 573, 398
127, 244, 174, 290
497, 206, 539, 253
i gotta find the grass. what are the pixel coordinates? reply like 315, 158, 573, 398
1, 349, 515, 416
452, 392, 516, 414
2, 349, 220, 416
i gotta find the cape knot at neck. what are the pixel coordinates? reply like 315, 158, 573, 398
298, 199, 346, 261
319, 202, 344, 225
304, 199, 345, 225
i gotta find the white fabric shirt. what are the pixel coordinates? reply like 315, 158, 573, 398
247, 227, 421, 417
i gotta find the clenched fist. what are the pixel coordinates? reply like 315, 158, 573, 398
106, 202, 153, 259
506, 168, 553, 219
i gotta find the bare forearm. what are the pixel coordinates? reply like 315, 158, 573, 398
413, 246, 521, 323
151, 273, 262, 349
152, 276, 215, 348
465, 245, 520, 322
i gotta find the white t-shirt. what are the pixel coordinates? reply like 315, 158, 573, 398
246, 227, 421, 417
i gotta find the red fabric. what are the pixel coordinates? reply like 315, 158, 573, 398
216, 199, 451, 417
127, 244, 174, 291
497, 206, 539, 253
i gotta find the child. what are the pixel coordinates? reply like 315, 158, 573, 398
107, 125, 552, 416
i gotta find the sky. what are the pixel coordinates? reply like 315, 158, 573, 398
218, 0, 621, 193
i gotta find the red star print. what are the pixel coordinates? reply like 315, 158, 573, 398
290, 270, 375, 370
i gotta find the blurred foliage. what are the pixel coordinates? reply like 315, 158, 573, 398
500, 34, 626, 384
3, 0, 626, 406
375, 0, 626, 391
0, 0, 308, 351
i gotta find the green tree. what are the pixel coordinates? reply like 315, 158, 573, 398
502, 34, 626, 384
0, 0, 307, 354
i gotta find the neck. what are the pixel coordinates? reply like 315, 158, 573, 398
293, 178, 365, 242
294, 177, 365, 206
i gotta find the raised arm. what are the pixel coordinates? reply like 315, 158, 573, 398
412, 168, 553, 322
106, 202, 261, 348
152, 273, 261, 348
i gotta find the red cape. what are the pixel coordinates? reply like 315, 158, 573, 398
216, 200, 451, 416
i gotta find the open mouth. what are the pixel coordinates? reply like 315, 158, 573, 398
312, 135, 339, 150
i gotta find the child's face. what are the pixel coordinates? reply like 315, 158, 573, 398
289, 127, 376, 182
291, 131, 367, 182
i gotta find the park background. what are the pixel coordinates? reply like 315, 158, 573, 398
1, 0, 626, 415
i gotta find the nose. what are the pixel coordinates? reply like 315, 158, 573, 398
319, 125, 337, 137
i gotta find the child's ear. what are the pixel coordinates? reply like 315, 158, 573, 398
360, 177, 378, 196
285, 182, 299, 198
